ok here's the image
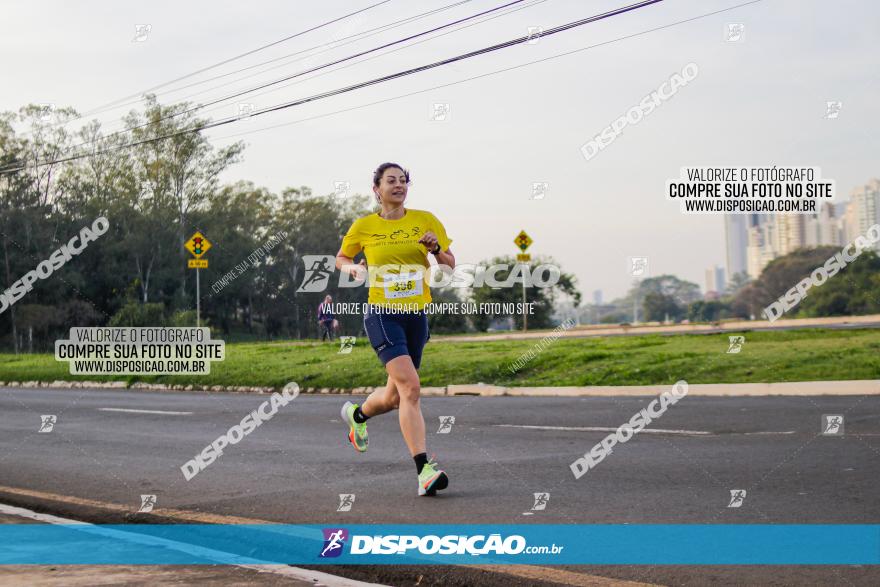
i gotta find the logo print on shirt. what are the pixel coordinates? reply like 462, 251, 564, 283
390, 229, 409, 240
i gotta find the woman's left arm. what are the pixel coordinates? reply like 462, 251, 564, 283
433, 247, 455, 269
418, 230, 455, 269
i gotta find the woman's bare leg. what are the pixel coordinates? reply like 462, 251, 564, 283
383, 355, 425, 456
360, 375, 400, 417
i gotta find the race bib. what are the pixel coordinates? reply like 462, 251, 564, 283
383, 271, 424, 299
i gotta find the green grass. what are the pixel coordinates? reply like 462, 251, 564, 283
2, 328, 879, 389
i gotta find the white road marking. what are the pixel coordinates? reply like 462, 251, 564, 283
98, 408, 193, 415
0, 502, 385, 587
495, 424, 798, 436
494, 424, 712, 436
0, 503, 88, 525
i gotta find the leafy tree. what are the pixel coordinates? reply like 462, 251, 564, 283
637, 275, 702, 306
265, 191, 371, 339
109, 302, 167, 327
732, 246, 836, 318
643, 291, 684, 322
725, 271, 751, 296
469, 255, 581, 331
798, 251, 880, 317
687, 299, 729, 322
124, 94, 244, 306
427, 286, 470, 333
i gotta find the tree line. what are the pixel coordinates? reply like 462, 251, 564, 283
0, 97, 580, 352
584, 249, 880, 325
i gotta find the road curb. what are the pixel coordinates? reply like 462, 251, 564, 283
1, 379, 878, 396
436, 314, 880, 342
491, 380, 880, 396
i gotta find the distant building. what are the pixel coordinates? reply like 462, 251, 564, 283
704, 265, 726, 297
724, 215, 748, 280
773, 214, 806, 255
744, 207, 841, 278
728, 178, 877, 280
592, 289, 603, 306
746, 215, 776, 278
805, 202, 842, 247
844, 179, 880, 249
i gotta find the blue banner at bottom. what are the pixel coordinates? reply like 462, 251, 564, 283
0, 524, 877, 565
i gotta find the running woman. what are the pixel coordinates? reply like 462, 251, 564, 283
335, 162, 455, 496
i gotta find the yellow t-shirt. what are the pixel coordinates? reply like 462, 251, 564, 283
340, 208, 452, 310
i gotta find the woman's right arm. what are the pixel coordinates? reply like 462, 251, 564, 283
336, 250, 367, 279
337, 219, 367, 279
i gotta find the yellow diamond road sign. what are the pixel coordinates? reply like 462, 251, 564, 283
185, 232, 212, 259
514, 230, 533, 252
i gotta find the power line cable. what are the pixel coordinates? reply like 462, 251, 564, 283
83, 0, 394, 116
103, 0, 547, 132
211, 0, 764, 145
0, 0, 665, 175
69, 0, 535, 148
84, 0, 474, 120
23, 0, 400, 141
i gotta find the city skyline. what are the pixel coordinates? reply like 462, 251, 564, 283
722, 177, 880, 286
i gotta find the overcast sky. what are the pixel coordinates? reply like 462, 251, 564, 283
2, 0, 877, 299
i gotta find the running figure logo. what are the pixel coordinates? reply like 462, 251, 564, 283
526, 26, 543, 44
138, 494, 157, 513
38, 415, 57, 433
319, 528, 348, 558
297, 255, 335, 293
334, 181, 350, 198
531, 492, 550, 511
237, 103, 255, 120
132, 24, 152, 42
338, 336, 356, 354
725, 23, 745, 42
630, 256, 648, 277
337, 494, 355, 512
430, 103, 451, 122
821, 414, 844, 435
727, 335, 745, 354
37, 103, 55, 122
823, 101, 842, 120
437, 416, 455, 434
727, 489, 746, 508
531, 182, 548, 200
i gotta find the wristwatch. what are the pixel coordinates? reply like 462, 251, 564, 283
430, 243, 441, 255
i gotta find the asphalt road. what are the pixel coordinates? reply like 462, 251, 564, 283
1, 386, 879, 586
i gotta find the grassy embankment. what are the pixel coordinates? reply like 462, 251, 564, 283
1, 328, 879, 389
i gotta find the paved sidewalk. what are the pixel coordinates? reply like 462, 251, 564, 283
436, 314, 880, 343
442, 380, 880, 397
4, 380, 878, 397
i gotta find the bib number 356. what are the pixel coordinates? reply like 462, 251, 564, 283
383, 272, 424, 299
